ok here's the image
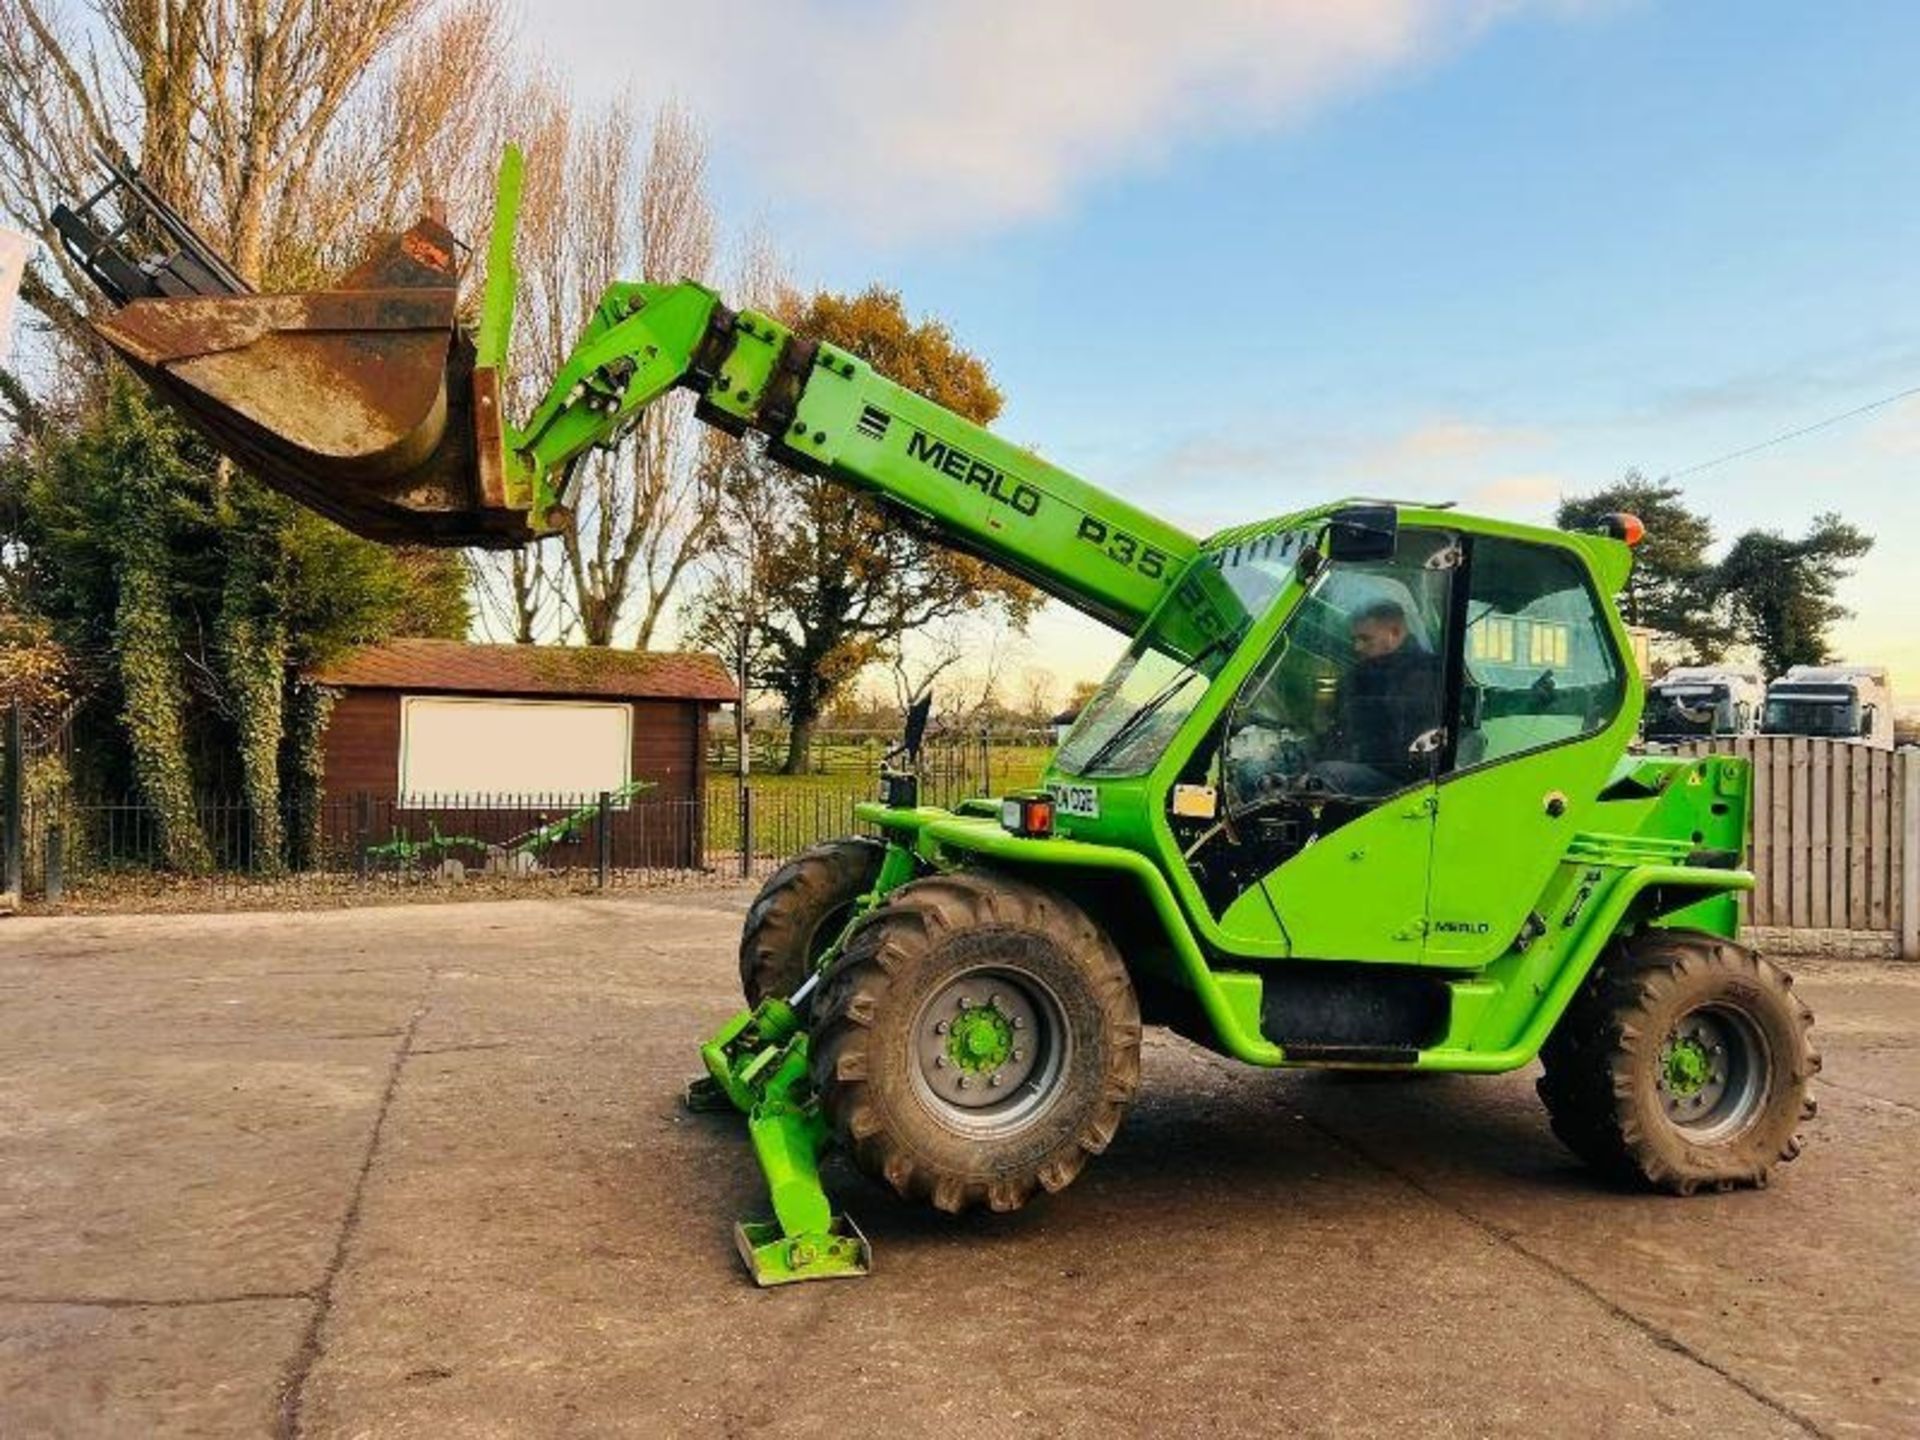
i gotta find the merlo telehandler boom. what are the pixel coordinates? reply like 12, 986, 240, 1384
56, 148, 1817, 1287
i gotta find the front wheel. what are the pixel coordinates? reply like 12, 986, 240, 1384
1538, 931, 1819, 1194
737, 838, 886, 1006
810, 871, 1142, 1214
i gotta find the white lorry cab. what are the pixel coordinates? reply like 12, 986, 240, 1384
1762, 665, 1894, 749
1641, 665, 1766, 743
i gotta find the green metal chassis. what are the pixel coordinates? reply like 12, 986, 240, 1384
696, 750, 1751, 1285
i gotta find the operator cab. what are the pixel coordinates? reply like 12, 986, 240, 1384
1054, 503, 1631, 960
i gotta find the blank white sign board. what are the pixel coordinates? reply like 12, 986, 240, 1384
399, 697, 631, 803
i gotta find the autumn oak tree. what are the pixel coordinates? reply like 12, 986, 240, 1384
690, 287, 1039, 774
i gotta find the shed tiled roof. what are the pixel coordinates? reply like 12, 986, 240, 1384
312, 639, 737, 702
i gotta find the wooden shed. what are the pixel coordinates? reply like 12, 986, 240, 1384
310, 640, 736, 872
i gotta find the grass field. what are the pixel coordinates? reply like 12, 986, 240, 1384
703, 744, 1054, 855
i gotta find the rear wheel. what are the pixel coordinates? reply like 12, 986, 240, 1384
1538, 930, 1818, 1193
737, 838, 886, 1006
810, 871, 1141, 1214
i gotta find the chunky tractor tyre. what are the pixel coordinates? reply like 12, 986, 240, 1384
1538, 930, 1819, 1194
738, 837, 886, 1006
810, 870, 1142, 1215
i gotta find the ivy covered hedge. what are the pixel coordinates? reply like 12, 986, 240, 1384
2, 381, 470, 872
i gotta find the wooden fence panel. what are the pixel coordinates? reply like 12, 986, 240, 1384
1896, 752, 1910, 950
1675, 735, 1910, 948
1810, 742, 1830, 930
1869, 747, 1892, 932
1771, 742, 1793, 929
1850, 750, 1871, 930
1734, 736, 1754, 924
1829, 743, 1852, 927
1789, 737, 1811, 929
1903, 754, 1920, 961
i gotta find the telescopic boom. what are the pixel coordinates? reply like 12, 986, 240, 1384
58, 147, 1198, 635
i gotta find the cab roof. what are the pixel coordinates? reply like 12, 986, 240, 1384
1202, 498, 1635, 596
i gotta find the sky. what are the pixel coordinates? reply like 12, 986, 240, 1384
538, 0, 1920, 703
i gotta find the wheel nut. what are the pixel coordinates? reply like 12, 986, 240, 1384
957, 1076, 970, 1090
989, 993, 1002, 1007
989, 1073, 1003, 1088
1012, 1050, 1025, 1063
935, 1021, 948, 1035
934, 1056, 946, 1068
1012, 1017, 1025, 1030
957, 996, 971, 1010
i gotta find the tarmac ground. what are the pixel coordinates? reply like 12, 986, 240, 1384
1, 891, 1914, 1437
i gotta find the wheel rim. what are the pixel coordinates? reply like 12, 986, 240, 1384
1656, 1002, 1771, 1143
909, 965, 1070, 1138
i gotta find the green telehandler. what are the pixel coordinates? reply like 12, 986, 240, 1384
55, 148, 1817, 1285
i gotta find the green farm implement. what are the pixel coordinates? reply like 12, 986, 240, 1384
58, 148, 1818, 1286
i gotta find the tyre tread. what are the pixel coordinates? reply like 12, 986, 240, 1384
737, 837, 886, 1005
1538, 930, 1818, 1193
811, 869, 1141, 1216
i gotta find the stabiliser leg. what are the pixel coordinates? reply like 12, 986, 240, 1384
684, 842, 915, 1285
688, 997, 870, 1286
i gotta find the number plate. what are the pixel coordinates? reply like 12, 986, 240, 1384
1047, 783, 1100, 819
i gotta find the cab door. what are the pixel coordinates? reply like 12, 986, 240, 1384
1424, 534, 1630, 966
1213, 528, 1458, 964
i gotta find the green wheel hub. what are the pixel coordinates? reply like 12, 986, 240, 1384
948, 1002, 1015, 1072
1662, 1035, 1711, 1097
1655, 1003, 1771, 1141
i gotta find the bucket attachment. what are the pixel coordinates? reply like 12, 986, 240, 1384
54, 156, 531, 548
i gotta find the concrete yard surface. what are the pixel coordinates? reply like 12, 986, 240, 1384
0, 894, 1915, 1438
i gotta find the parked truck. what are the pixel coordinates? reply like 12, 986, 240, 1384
1763, 665, 1893, 749
53, 148, 1818, 1285
1642, 665, 1765, 744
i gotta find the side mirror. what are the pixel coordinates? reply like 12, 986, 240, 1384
903, 693, 933, 761
1324, 504, 1399, 563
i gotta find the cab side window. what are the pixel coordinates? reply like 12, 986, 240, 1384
1223, 529, 1456, 807
1455, 537, 1624, 769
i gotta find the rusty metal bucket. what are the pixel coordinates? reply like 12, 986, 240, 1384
89, 218, 527, 548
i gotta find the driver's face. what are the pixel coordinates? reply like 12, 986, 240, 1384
1351, 617, 1405, 660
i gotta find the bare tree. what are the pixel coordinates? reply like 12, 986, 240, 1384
935, 613, 1015, 733
471, 92, 726, 648
887, 616, 971, 721
0, 1, 502, 295
1017, 665, 1058, 724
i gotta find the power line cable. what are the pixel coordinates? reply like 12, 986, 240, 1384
1661, 382, 1920, 481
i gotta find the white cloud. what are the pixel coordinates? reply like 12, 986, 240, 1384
1461, 472, 1565, 512
1381, 419, 1544, 464
555, 1, 1566, 243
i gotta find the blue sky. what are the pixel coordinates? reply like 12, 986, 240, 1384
548, 1, 1920, 698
